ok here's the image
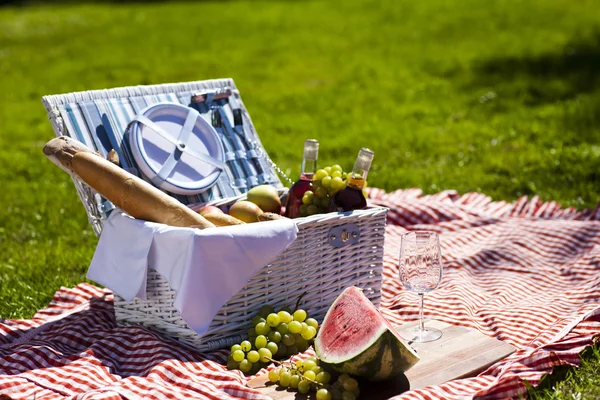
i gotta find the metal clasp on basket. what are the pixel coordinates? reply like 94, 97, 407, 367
328, 223, 360, 248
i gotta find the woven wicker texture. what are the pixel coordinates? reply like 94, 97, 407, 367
114, 206, 387, 351
41, 78, 388, 351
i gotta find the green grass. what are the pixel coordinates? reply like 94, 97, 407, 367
0, 0, 599, 397
526, 342, 600, 400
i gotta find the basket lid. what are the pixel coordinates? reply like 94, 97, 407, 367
42, 78, 286, 218
128, 102, 226, 195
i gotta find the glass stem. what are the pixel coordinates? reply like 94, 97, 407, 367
418, 293, 425, 332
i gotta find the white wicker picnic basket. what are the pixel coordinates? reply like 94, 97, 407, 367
41, 78, 387, 352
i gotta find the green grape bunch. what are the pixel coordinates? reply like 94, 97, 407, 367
226, 304, 320, 375
298, 164, 368, 218
267, 357, 361, 400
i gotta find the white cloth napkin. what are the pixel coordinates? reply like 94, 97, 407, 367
87, 210, 298, 336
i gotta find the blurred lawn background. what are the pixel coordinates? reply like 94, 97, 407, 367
1, 0, 599, 397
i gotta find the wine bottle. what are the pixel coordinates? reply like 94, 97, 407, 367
330, 148, 374, 212
284, 139, 319, 218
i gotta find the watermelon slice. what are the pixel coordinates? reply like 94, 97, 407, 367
314, 286, 420, 381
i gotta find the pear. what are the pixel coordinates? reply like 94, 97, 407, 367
247, 185, 282, 214
229, 201, 263, 223
198, 205, 224, 216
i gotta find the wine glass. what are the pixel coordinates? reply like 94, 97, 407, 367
398, 231, 443, 343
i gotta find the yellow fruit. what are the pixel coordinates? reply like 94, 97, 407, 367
229, 201, 263, 223
247, 185, 282, 214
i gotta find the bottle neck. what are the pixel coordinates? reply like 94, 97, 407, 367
348, 166, 369, 189
301, 158, 317, 180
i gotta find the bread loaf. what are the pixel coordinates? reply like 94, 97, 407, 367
69, 152, 215, 229
203, 213, 246, 227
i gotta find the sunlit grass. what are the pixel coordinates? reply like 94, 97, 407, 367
527, 343, 600, 400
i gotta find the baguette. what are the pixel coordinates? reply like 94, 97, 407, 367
70, 152, 215, 229
203, 212, 246, 227
43, 136, 101, 180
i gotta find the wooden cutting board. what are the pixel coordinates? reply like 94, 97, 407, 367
247, 320, 515, 399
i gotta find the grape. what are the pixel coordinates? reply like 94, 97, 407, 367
293, 309, 307, 322
342, 377, 358, 392
303, 370, 316, 381
307, 205, 319, 215
331, 164, 343, 172
295, 359, 305, 372
258, 347, 273, 363
316, 371, 331, 384
314, 186, 328, 199
276, 322, 289, 334
268, 368, 280, 383
324, 166, 332, 174
282, 333, 295, 346
302, 191, 314, 205
252, 315, 266, 326
303, 359, 317, 371
316, 388, 332, 400
331, 170, 343, 179
248, 328, 257, 340
331, 386, 344, 400
299, 204, 308, 216
226, 358, 239, 370
255, 322, 271, 336
301, 325, 317, 340
321, 175, 332, 189
298, 379, 311, 394
294, 336, 308, 352
232, 350, 245, 362
246, 350, 260, 363
266, 313, 281, 327
266, 341, 278, 355
337, 374, 350, 384
255, 335, 268, 349
305, 318, 319, 329
231, 344, 242, 353
259, 304, 275, 318
279, 370, 291, 387
330, 177, 345, 193
314, 169, 328, 181
305, 356, 318, 364
240, 340, 252, 352
311, 366, 323, 375
288, 321, 303, 334
275, 343, 287, 359
341, 392, 356, 400
239, 359, 253, 373
277, 311, 293, 324
289, 374, 301, 389
267, 330, 282, 343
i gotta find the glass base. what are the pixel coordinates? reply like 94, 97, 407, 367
399, 325, 442, 343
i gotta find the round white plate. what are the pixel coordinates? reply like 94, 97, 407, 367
129, 102, 225, 195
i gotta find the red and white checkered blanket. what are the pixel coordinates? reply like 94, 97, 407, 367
2, 189, 599, 399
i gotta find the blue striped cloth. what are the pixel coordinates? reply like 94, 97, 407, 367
56, 90, 281, 207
